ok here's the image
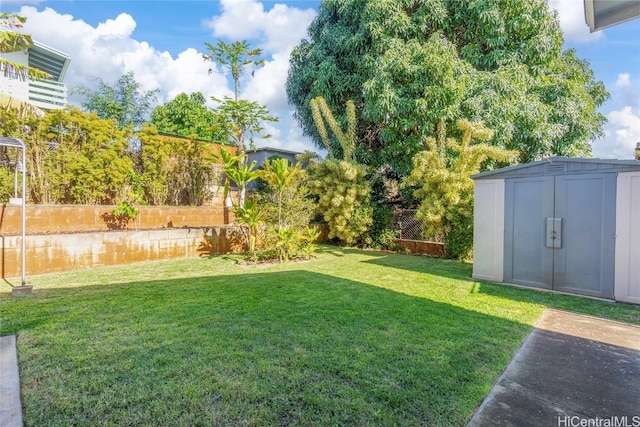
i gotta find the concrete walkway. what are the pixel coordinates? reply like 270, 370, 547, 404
0, 335, 23, 427
468, 309, 640, 427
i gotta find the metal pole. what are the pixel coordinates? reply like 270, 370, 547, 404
14, 161, 18, 199
21, 146, 26, 287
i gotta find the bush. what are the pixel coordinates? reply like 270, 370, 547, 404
403, 120, 515, 260
307, 159, 372, 245
253, 159, 318, 262
111, 200, 139, 229
0, 167, 15, 203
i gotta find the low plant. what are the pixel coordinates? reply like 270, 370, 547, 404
110, 200, 139, 229
375, 228, 399, 251
275, 227, 297, 262
299, 226, 321, 259
232, 200, 264, 260
307, 159, 372, 245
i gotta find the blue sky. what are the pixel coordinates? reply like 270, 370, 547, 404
1, 0, 638, 158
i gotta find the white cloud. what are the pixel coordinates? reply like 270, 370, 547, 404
592, 106, 640, 159
203, 0, 316, 113
547, 0, 604, 43
242, 51, 291, 109
616, 73, 631, 88
13, 3, 319, 154
592, 72, 640, 159
205, 0, 315, 53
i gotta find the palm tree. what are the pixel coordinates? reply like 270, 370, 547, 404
259, 158, 301, 229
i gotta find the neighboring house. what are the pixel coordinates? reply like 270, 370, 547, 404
246, 146, 302, 190
0, 33, 71, 111
247, 146, 301, 169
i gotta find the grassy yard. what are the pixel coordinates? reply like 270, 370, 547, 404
1, 247, 639, 426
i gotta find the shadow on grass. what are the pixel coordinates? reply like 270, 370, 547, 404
1, 269, 530, 427
474, 280, 640, 325
362, 251, 473, 281
362, 252, 640, 325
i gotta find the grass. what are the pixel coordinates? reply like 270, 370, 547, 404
1, 246, 639, 426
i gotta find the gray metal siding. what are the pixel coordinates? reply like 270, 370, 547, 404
503, 173, 616, 298
504, 177, 554, 288
553, 174, 616, 298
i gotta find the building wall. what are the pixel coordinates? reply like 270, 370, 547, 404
0, 204, 242, 277
0, 51, 30, 102
29, 79, 67, 110
0, 38, 69, 109
615, 171, 640, 304
472, 179, 505, 282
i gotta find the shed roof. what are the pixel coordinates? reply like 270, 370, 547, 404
472, 157, 640, 180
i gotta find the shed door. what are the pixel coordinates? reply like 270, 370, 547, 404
505, 174, 615, 298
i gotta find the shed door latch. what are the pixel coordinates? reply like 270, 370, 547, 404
546, 218, 562, 249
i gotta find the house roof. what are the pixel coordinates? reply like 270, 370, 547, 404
584, 0, 640, 32
247, 146, 302, 156
472, 156, 640, 180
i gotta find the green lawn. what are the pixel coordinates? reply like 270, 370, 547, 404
1, 247, 639, 426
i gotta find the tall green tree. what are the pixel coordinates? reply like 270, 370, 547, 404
210, 96, 278, 153
75, 71, 159, 129
3, 106, 135, 204
287, 0, 608, 176
203, 40, 264, 102
150, 92, 225, 141
203, 40, 278, 155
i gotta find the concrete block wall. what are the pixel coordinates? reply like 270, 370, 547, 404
1, 227, 241, 277
0, 204, 230, 234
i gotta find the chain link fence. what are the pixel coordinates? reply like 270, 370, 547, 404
393, 209, 443, 242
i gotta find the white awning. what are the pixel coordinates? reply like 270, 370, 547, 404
0, 137, 25, 149
584, 0, 640, 32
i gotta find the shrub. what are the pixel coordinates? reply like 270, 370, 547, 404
307, 159, 372, 245
403, 120, 515, 260
109, 200, 139, 229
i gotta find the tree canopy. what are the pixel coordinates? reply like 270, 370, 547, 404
286, 0, 609, 176
150, 92, 224, 141
75, 71, 159, 129
203, 40, 265, 102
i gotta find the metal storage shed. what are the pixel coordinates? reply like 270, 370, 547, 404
471, 157, 640, 304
